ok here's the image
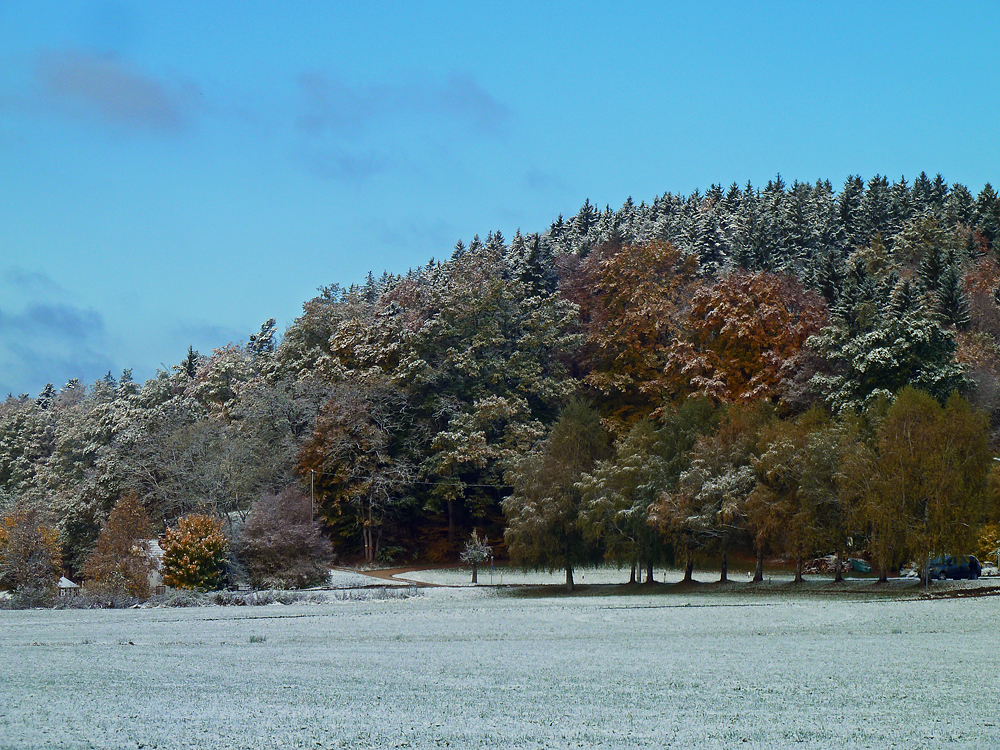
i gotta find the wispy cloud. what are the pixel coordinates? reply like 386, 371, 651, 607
434, 75, 511, 136
0, 297, 111, 396
294, 71, 512, 181
0, 302, 104, 340
32, 48, 199, 133
369, 217, 453, 252
3, 267, 65, 297
299, 147, 390, 182
296, 72, 511, 138
0, 340, 116, 397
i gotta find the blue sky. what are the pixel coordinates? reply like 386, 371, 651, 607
1, 1, 998, 398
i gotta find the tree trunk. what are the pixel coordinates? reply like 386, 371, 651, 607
754, 549, 764, 582
565, 565, 574, 591
719, 549, 728, 583
834, 552, 843, 583
471, 563, 478, 584
645, 561, 654, 584
683, 550, 694, 583
447, 498, 455, 544
794, 554, 804, 583
629, 562, 636, 584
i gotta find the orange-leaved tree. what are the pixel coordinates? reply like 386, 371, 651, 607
564, 240, 699, 431
79, 493, 155, 599
666, 272, 827, 404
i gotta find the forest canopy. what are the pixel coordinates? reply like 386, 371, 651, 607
4, 171, 1000, 590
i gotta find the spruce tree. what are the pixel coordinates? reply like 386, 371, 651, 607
935, 264, 971, 330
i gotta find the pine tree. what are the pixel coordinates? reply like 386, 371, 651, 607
918, 242, 947, 290
935, 264, 972, 330
930, 173, 948, 216
861, 175, 891, 246
976, 183, 1000, 247
837, 175, 865, 249
944, 183, 975, 227
35, 383, 56, 410
912, 171, 933, 215
888, 176, 913, 239
248, 319, 277, 357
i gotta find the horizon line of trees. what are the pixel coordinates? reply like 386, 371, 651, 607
4, 170, 1000, 599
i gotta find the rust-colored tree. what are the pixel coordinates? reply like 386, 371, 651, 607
563, 240, 699, 431
297, 377, 413, 563
666, 272, 827, 404
79, 493, 155, 599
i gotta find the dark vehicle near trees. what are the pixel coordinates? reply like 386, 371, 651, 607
929, 555, 981, 580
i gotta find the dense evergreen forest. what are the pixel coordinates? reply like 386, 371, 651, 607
5, 171, 1000, 592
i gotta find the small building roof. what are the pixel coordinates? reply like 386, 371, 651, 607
58, 576, 79, 589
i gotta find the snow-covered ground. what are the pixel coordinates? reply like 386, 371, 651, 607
325, 567, 389, 588
398, 564, 798, 586
2, 585, 999, 748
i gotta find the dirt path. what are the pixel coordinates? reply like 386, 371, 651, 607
333, 564, 457, 587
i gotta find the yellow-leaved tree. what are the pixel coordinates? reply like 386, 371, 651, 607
869, 387, 991, 580
0, 509, 62, 597
161, 513, 229, 590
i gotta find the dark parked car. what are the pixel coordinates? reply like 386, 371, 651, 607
928, 555, 981, 580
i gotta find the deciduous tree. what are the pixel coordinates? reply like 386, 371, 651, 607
238, 487, 333, 588
0, 508, 61, 596
161, 513, 229, 590
79, 493, 155, 600
503, 400, 611, 590
666, 272, 827, 404
459, 529, 492, 583
872, 388, 990, 580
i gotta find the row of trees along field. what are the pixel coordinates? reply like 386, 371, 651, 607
5, 171, 1000, 597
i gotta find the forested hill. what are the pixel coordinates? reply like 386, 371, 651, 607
4, 171, 1000, 586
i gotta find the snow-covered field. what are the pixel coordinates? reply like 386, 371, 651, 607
2, 584, 999, 749
399, 564, 796, 586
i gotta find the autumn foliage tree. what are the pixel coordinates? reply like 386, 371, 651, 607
746, 409, 846, 582
79, 493, 155, 600
666, 272, 827, 404
238, 487, 333, 588
565, 240, 698, 430
869, 388, 990, 580
0, 509, 61, 596
161, 513, 229, 590
297, 377, 413, 563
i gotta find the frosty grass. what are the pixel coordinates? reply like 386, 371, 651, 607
3, 569, 1000, 749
